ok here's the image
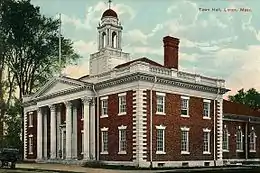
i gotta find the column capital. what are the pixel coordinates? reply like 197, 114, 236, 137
64, 101, 73, 107
49, 104, 56, 112
37, 107, 42, 113
81, 97, 93, 104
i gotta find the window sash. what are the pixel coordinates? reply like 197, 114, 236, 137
203, 102, 210, 117
223, 130, 229, 150
156, 96, 165, 113
181, 99, 189, 115
102, 100, 108, 115
249, 132, 256, 151
119, 129, 126, 151
102, 131, 108, 152
157, 129, 164, 151
119, 96, 126, 113
29, 137, 33, 154
203, 132, 210, 152
236, 130, 243, 150
29, 114, 33, 126
181, 131, 189, 152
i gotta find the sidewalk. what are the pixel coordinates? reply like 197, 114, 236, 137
16, 163, 154, 173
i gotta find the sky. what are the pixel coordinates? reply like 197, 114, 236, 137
30, 0, 260, 96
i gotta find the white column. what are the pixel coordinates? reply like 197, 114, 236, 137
90, 98, 96, 160
82, 97, 90, 160
72, 106, 78, 159
56, 105, 61, 159
43, 111, 47, 159
37, 108, 43, 160
50, 104, 57, 159
65, 101, 72, 159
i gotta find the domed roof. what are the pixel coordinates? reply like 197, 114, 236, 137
101, 9, 118, 19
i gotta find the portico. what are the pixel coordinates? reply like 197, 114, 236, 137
23, 76, 96, 162
33, 97, 96, 161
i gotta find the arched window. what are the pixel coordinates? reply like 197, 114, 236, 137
249, 127, 257, 152
236, 126, 243, 151
112, 32, 117, 48
102, 32, 106, 48
223, 125, 229, 151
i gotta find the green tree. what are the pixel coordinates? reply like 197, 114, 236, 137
228, 88, 260, 110
0, 0, 81, 153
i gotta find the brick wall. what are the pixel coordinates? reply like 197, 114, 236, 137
99, 90, 133, 161
223, 100, 260, 160
146, 90, 216, 161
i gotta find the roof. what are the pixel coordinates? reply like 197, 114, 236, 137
223, 100, 260, 117
102, 9, 118, 19
115, 57, 163, 69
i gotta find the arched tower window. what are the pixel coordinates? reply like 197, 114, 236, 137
102, 32, 106, 48
112, 31, 117, 48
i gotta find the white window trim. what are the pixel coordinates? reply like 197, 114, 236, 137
156, 92, 166, 115
203, 100, 211, 119
118, 92, 127, 97
181, 127, 190, 154
100, 96, 108, 100
101, 98, 108, 118
181, 96, 190, 100
118, 93, 127, 116
28, 134, 33, 155
118, 125, 127, 130
118, 125, 127, 154
203, 128, 211, 132
101, 127, 109, 155
181, 127, 190, 131
28, 112, 33, 127
203, 129, 211, 154
181, 96, 190, 117
156, 125, 166, 154
156, 125, 166, 130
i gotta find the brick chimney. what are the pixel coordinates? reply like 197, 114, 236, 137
163, 36, 180, 69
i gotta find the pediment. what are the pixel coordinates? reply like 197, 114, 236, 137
33, 76, 86, 98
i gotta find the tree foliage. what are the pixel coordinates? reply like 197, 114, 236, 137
0, 0, 81, 150
228, 88, 260, 110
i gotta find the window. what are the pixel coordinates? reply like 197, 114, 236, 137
181, 96, 189, 117
28, 112, 33, 127
156, 93, 165, 114
118, 125, 127, 154
101, 97, 108, 118
28, 135, 33, 154
156, 125, 166, 154
181, 127, 190, 154
249, 127, 257, 152
112, 31, 117, 48
236, 127, 243, 152
203, 129, 211, 154
101, 127, 109, 154
102, 32, 106, 48
81, 130, 84, 154
223, 125, 229, 151
118, 93, 126, 115
203, 100, 211, 119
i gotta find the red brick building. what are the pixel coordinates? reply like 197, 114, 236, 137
22, 7, 260, 168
